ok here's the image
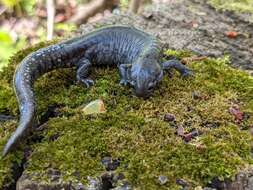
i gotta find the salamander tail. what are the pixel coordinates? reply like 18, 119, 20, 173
2, 102, 35, 157
2, 57, 37, 157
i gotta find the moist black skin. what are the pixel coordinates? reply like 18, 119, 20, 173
2, 25, 192, 157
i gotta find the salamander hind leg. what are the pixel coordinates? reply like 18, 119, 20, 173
76, 58, 94, 88
162, 59, 194, 78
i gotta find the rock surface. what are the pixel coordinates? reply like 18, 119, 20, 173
16, 171, 131, 190
208, 168, 253, 190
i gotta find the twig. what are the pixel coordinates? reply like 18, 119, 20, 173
46, 0, 55, 40
68, 0, 117, 25
0, 6, 7, 16
129, 0, 142, 13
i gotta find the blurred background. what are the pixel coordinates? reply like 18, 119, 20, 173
0, 0, 252, 70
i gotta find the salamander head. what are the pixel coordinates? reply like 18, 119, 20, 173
130, 59, 163, 98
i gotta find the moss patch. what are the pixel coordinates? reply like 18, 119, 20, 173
0, 43, 252, 189
208, 0, 253, 14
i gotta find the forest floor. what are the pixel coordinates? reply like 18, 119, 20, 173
0, 0, 253, 190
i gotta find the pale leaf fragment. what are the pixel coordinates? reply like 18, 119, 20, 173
82, 99, 106, 115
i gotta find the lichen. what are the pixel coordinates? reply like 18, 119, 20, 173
0, 41, 252, 189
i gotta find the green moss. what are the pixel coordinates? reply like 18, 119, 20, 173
208, 0, 253, 14
164, 49, 193, 59
0, 120, 23, 187
0, 43, 252, 189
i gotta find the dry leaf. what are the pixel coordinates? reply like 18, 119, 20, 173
229, 105, 244, 124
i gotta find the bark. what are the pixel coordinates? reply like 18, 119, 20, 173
129, 0, 142, 13
46, 0, 55, 40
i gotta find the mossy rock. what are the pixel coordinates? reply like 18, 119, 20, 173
0, 40, 253, 189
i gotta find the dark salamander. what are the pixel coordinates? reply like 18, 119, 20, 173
2, 25, 192, 157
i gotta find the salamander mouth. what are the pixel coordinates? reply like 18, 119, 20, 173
134, 89, 152, 99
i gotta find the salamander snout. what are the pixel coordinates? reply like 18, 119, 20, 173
130, 62, 163, 99
134, 89, 152, 99
134, 83, 155, 99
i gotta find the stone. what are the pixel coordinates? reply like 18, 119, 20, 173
158, 175, 168, 185
101, 157, 120, 171
164, 113, 176, 122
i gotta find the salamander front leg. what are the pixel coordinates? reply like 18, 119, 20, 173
118, 64, 132, 86
76, 58, 94, 88
162, 59, 193, 77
